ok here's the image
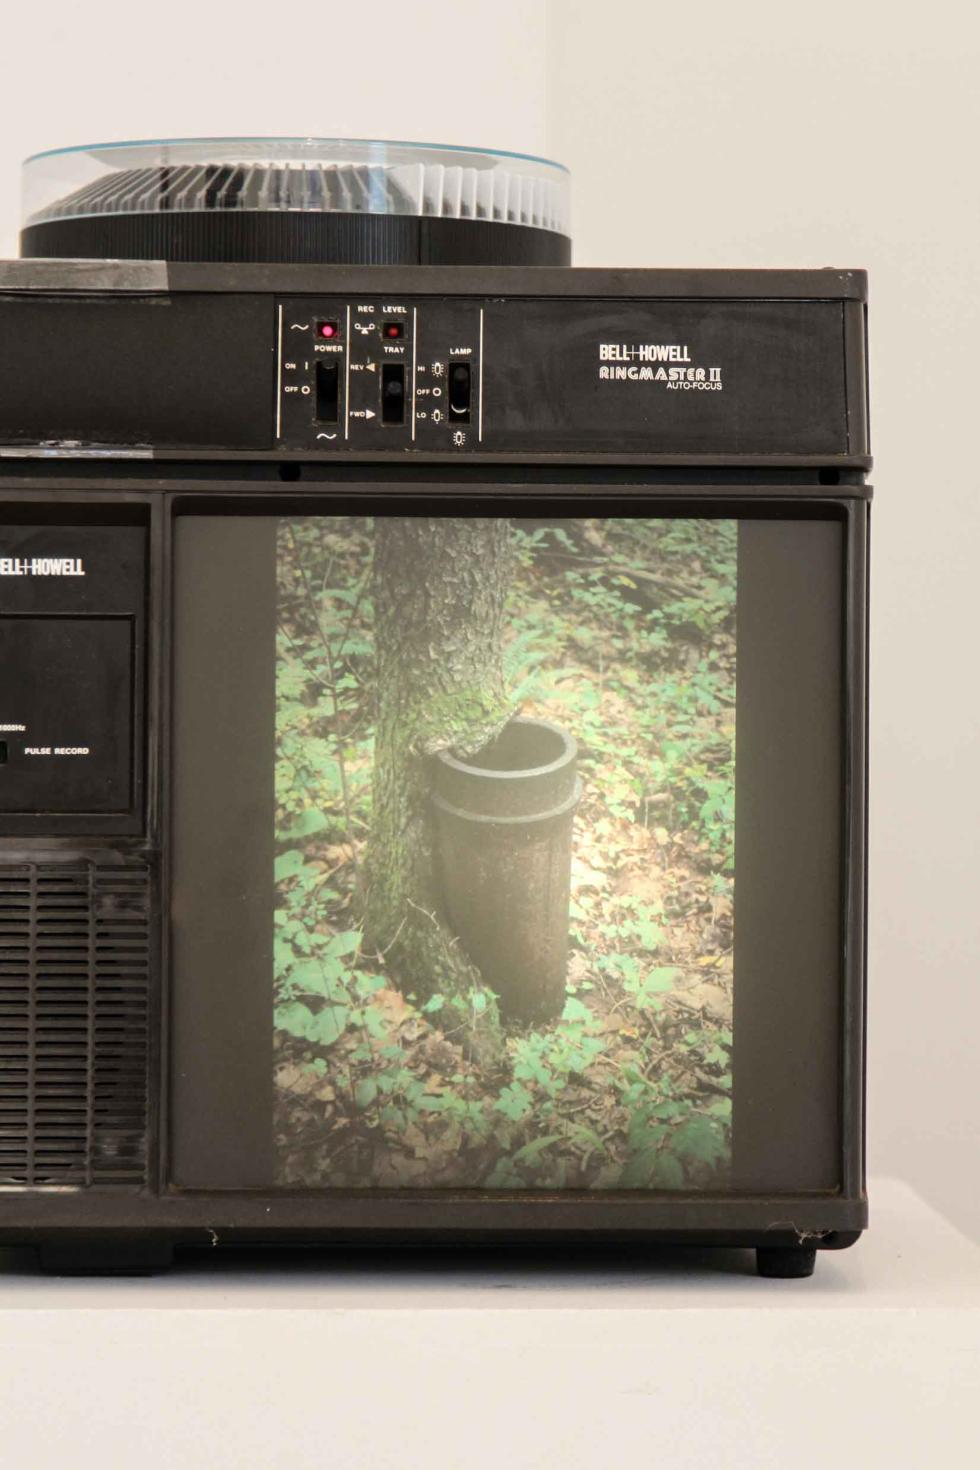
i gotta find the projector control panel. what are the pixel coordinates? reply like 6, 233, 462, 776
0, 277, 864, 463
277, 298, 482, 452
273, 294, 853, 459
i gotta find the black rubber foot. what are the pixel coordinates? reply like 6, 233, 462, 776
38, 1238, 174, 1275
756, 1246, 817, 1279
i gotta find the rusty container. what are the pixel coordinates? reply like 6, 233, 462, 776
432, 716, 581, 1025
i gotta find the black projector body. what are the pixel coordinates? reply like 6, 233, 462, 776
0, 140, 869, 1276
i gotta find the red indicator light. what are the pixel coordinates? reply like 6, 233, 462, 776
383, 321, 404, 339
317, 320, 339, 340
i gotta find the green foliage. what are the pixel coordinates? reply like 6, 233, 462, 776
274, 516, 735, 1190
505, 518, 736, 867
277, 999, 350, 1047
275, 517, 374, 838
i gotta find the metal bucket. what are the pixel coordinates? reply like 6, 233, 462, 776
432, 716, 581, 1025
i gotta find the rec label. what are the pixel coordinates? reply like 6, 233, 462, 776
0, 557, 86, 576
597, 342, 723, 391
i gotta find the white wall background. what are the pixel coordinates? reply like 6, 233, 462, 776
0, 0, 977, 1239
550, 1, 980, 1243
0, 2, 550, 257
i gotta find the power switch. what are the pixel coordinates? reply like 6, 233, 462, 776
448, 362, 471, 422
315, 360, 339, 423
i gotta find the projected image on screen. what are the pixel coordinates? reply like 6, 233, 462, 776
273, 517, 736, 1189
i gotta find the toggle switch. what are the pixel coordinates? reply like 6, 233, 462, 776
315, 360, 339, 423
448, 362, 471, 422
381, 364, 406, 425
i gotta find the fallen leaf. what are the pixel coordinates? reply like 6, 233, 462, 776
275, 1063, 319, 1096
372, 988, 410, 1023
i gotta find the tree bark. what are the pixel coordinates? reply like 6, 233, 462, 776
364, 517, 514, 1001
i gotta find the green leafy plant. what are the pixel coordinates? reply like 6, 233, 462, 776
273, 516, 736, 1191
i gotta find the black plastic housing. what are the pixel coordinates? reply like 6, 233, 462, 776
0, 262, 870, 1273
20, 214, 571, 267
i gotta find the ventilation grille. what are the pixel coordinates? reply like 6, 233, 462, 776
0, 862, 151, 1189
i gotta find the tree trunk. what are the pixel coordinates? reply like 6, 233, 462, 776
364, 517, 514, 1001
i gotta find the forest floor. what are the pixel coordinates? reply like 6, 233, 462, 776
274, 516, 736, 1190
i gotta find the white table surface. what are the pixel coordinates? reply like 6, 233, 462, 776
0, 1177, 976, 1469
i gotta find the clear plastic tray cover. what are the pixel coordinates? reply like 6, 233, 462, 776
22, 137, 571, 235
